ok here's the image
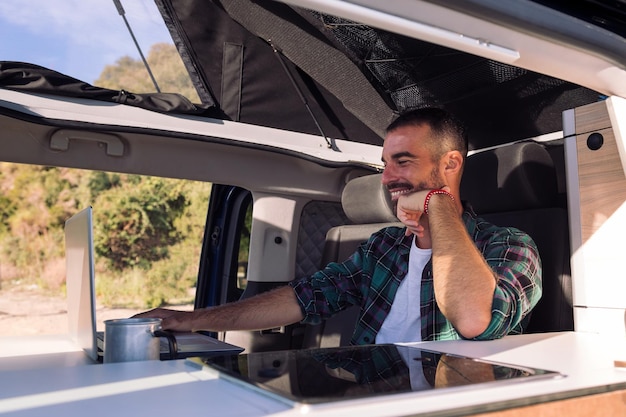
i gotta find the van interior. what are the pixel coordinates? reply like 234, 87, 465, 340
2, 0, 626, 355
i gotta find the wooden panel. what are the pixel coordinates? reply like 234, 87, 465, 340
472, 388, 626, 417
569, 99, 626, 311
574, 102, 626, 244
575, 101, 611, 134
576, 127, 626, 243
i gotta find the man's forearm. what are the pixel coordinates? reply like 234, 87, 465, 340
427, 194, 496, 338
140, 285, 305, 332
190, 286, 304, 331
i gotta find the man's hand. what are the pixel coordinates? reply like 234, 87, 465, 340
132, 286, 305, 334
396, 191, 426, 237
396, 186, 454, 238
133, 308, 195, 332
396, 187, 440, 237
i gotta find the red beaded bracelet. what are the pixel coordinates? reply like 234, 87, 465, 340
423, 189, 455, 214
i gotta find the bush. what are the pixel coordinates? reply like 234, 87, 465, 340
0, 162, 211, 308
93, 176, 187, 270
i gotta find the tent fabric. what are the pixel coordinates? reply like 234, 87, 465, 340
156, 0, 601, 150
0, 61, 223, 118
155, 0, 384, 146
1, 1, 605, 151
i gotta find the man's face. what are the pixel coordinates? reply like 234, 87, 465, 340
381, 124, 445, 202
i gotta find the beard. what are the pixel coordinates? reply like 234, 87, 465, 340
389, 166, 446, 213
388, 166, 445, 196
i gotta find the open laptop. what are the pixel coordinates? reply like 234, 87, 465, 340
65, 206, 243, 361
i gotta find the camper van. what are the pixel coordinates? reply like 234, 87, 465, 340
1, 0, 626, 415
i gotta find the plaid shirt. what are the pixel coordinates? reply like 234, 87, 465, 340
290, 205, 542, 344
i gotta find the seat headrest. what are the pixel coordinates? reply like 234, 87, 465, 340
341, 174, 398, 224
460, 141, 558, 214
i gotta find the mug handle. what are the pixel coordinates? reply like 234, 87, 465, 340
154, 330, 178, 360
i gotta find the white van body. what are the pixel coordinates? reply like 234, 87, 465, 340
1, 0, 626, 415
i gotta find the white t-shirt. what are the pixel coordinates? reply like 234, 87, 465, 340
375, 238, 432, 344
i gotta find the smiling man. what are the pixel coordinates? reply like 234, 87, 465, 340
137, 107, 542, 343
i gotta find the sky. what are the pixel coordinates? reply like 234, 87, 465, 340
0, 0, 174, 84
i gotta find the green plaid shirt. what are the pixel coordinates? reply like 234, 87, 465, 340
290, 206, 542, 344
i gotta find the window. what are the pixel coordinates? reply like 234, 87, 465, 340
0, 162, 210, 335
236, 203, 252, 292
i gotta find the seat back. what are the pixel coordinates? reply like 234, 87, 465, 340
304, 141, 573, 349
460, 141, 573, 333
302, 174, 400, 348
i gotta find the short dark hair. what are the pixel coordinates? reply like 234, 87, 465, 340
386, 107, 468, 161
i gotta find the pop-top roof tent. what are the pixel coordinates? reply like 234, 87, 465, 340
2, 0, 625, 153
153, 0, 616, 151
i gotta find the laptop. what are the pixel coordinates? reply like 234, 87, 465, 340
65, 206, 243, 361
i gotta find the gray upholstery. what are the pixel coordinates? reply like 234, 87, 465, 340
302, 174, 400, 348
340, 174, 398, 224
461, 141, 558, 213
461, 141, 573, 333
295, 201, 350, 278
321, 174, 400, 272
304, 140, 573, 349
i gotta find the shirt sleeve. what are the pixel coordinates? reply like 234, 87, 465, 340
472, 226, 543, 340
289, 252, 366, 325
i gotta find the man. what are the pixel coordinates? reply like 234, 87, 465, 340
137, 107, 542, 343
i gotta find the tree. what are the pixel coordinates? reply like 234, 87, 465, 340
95, 43, 200, 102
0, 42, 211, 307
93, 176, 186, 270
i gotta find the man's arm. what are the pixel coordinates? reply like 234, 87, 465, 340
396, 190, 496, 339
426, 194, 496, 338
135, 286, 305, 332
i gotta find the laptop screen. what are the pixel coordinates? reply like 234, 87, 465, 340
201, 344, 562, 404
65, 206, 98, 361
64, 206, 244, 362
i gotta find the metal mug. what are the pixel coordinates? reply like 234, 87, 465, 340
103, 318, 177, 363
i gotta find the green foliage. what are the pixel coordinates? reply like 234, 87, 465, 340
0, 195, 15, 234
92, 176, 186, 270
239, 204, 252, 263
0, 165, 80, 288
0, 161, 211, 307
95, 242, 198, 309
90, 174, 210, 307
95, 43, 200, 103
91, 176, 210, 308
0, 41, 210, 307
87, 171, 120, 200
